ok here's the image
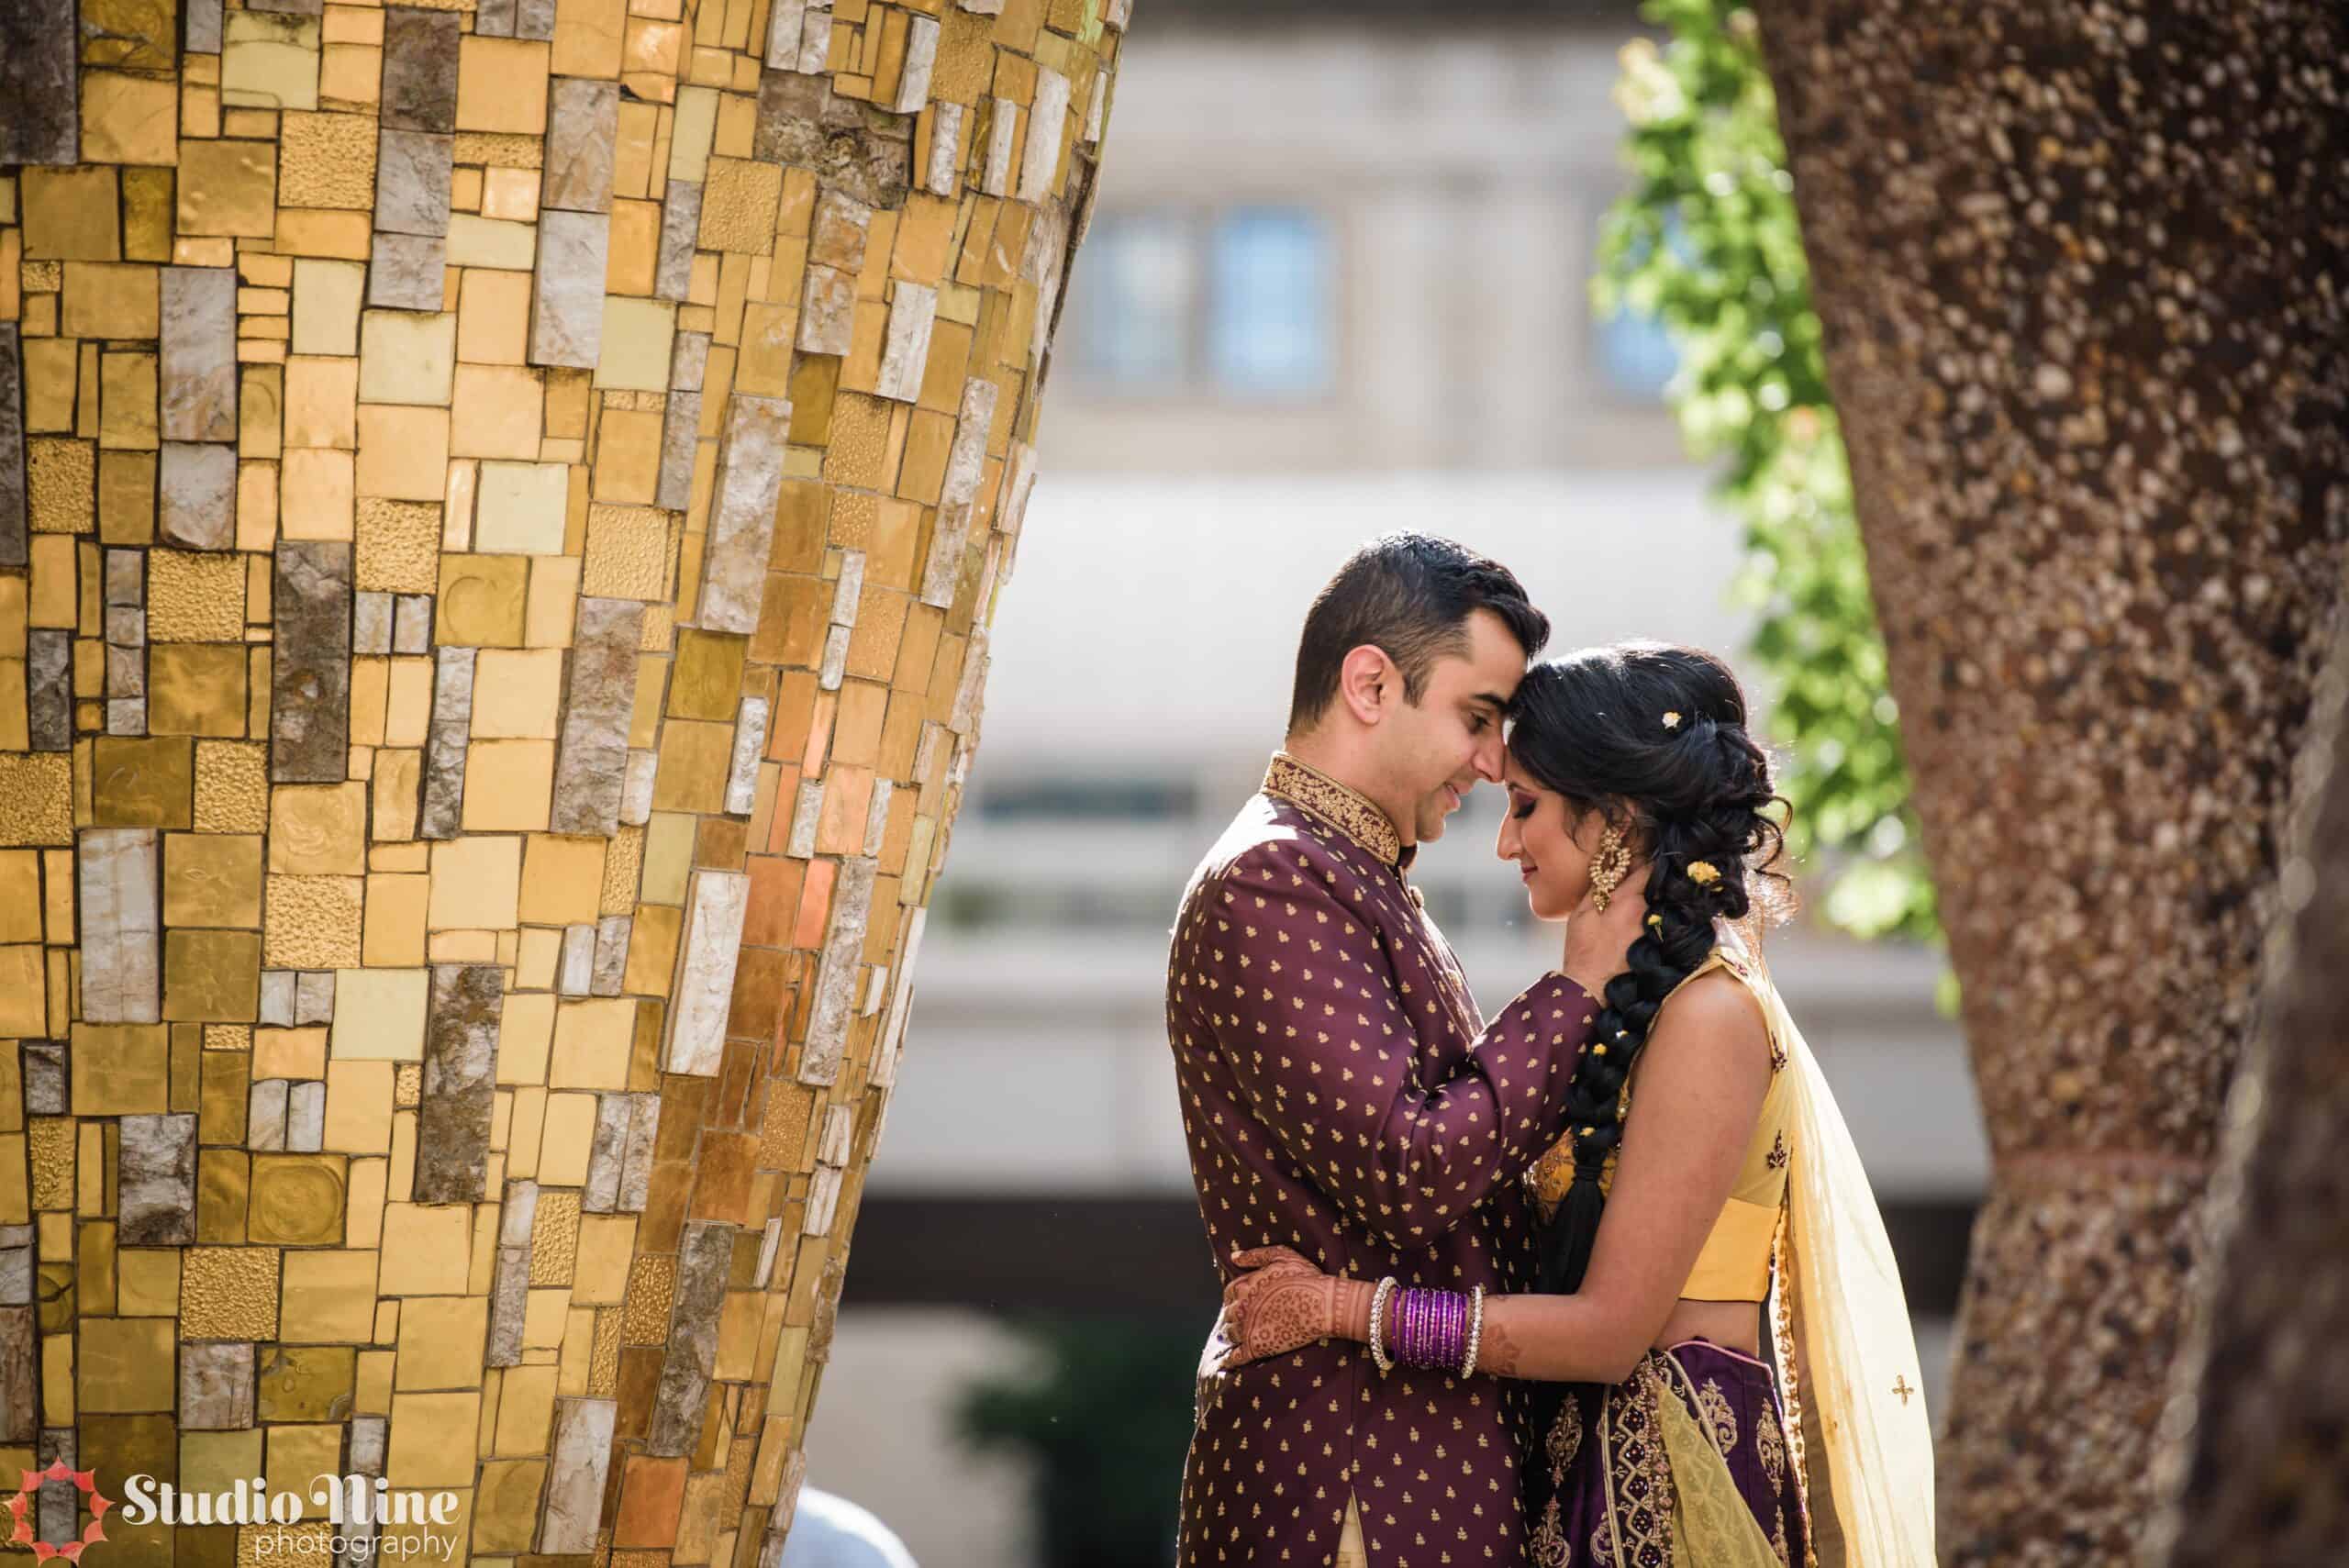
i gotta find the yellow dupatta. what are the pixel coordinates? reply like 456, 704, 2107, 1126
1725, 926, 1939, 1565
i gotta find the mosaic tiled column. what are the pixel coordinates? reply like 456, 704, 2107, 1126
1752, 1, 2349, 1559
0, 0, 1128, 1562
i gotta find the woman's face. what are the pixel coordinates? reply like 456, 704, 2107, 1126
1496, 756, 1614, 921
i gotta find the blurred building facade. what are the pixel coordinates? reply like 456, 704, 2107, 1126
804, 7, 1987, 1563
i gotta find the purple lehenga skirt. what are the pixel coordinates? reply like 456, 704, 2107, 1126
1524, 1339, 1808, 1567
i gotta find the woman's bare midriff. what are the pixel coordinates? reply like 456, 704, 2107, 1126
1653, 1296, 1762, 1358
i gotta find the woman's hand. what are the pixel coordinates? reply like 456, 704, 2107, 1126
1217, 1246, 1363, 1366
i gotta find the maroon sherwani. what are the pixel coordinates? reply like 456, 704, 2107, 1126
1170, 753, 1598, 1567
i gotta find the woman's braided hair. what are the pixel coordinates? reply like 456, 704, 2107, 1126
1508, 643, 1790, 1494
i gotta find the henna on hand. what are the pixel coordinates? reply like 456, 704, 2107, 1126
1477, 1307, 1524, 1375
1219, 1245, 1341, 1365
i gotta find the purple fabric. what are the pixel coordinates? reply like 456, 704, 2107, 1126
1174, 789, 1598, 1568
1525, 1340, 1809, 1567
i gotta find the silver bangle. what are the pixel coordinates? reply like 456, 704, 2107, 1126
1367, 1276, 1398, 1375
1459, 1285, 1485, 1380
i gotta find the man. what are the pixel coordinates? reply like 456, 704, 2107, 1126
1169, 535, 1598, 1566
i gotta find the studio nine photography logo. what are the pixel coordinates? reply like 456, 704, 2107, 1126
7, 1465, 464, 1562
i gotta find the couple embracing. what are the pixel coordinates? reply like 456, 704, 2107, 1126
1168, 535, 1934, 1565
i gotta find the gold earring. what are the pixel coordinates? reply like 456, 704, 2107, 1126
1588, 826, 1631, 912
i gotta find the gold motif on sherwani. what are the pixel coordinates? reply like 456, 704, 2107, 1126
1263, 751, 1404, 869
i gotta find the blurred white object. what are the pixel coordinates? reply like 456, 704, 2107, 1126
779, 1489, 920, 1568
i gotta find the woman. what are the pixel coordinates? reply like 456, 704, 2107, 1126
1216, 642, 1935, 1565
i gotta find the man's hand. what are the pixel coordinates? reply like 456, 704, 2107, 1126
1218, 1245, 1348, 1366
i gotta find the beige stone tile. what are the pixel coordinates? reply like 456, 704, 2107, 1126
358, 311, 459, 406
450, 364, 545, 460
460, 741, 555, 832
356, 405, 450, 500
281, 1250, 379, 1342
281, 447, 356, 539
395, 1296, 492, 1389
386, 1390, 481, 1486
457, 39, 551, 135
481, 167, 541, 224
223, 12, 322, 112
495, 992, 554, 1086
324, 1059, 396, 1155
330, 967, 429, 1060
428, 835, 522, 931
469, 649, 564, 739
284, 356, 360, 450
292, 259, 367, 355
473, 461, 570, 554
549, 997, 632, 1089
378, 1207, 472, 1295
362, 873, 429, 967
524, 555, 582, 647
457, 269, 533, 364
446, 215, 538, 272
252, 1025, 328, 1080
591, 408, 662, 504
591, 296, 675, 392
517, 835, 607, 927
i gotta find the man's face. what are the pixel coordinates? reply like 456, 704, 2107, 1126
1375, 608, 1525, 844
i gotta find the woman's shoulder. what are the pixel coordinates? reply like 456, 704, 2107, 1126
1647, 962, 1775, 1075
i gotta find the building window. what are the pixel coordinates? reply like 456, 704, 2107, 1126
1591, 208, 1687, 403
1067, 209, 1196, 390
1207, 207, 1334, 399
1063, 205, 1336, 400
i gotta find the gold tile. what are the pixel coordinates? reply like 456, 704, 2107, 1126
280, 110, 380, 208
493, 993, 553, 1086
607, 199, 661, 296
81, 1317, 179, 1411
479, 167, 541, 224
570, 1216, 636, 1307
668, 630, 748, 721
72, 1024, 172, 1115
163, 927, 262, 1021
150, 550, 248, 641
22, 168, 124, 261
465, 649, 563, 740
279, 1249, 379, 1342
322, 1058, 396, 1155
95, 447, 157, 545
262, 875, 364, 970
525, 555, 582, 647
194, 740, 271, 833
118, 1248, 182, 1317
256, 1345, 357, 1423
378, 1206, 472, 1296
248, 1154, 349, 1247
457, 39, 551, 135
517, 835, 607, 927
581, 506, 673, 600
650, 720, 732, 814
83, 71, 182, 167
362, 873, 429, 968
98, 350, 161, 451
385, 1392, 482, 1486
527, 1187, 581, 1286
620, 1252, 674, 1344
436, 553, 530, 647
697, 158, 782, 256
395, 1296, 491, 1390
353, 498, 440, 595
178, 1246, 283, 1340
548, 998, 632, 1089
269, 781, 369, 874
459, 741, 555, 832
591, 408, 663, 503
165, 833, 265, 928
27, 439, 95, 535
150, 644, 250, 737
359, 309, 458, 406
178, 139, 280, 239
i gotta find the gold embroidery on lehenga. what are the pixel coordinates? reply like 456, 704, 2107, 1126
1756, 1396, 1787, 1489
1598, 1358, 1677, 1567
1545, 1392, 1585, 1481
1528, 1499, 1573, 1568
1772, 1506, 1794, 1567
1697, 1377, 1739, 1455
1263, 753, 1404, 868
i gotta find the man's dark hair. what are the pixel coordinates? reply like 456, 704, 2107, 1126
1287, 534, 1550, 732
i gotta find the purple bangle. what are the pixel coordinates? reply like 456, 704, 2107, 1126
1400, 1289, 1419, 1368
1408, 1290, 1428, 1368
1437, 1292, 1461, 1373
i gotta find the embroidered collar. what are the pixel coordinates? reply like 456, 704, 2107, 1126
1263, 751, 1409, 871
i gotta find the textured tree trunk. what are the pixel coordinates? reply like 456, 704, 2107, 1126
0, 0, 1126, 1559
1750, 3, 2349, 1560
2143, 613, 2349, 1561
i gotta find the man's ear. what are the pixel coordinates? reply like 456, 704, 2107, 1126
1336, 644, 1392, 726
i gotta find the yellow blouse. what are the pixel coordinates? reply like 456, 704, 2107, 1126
1528, 945, 1789, 1302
